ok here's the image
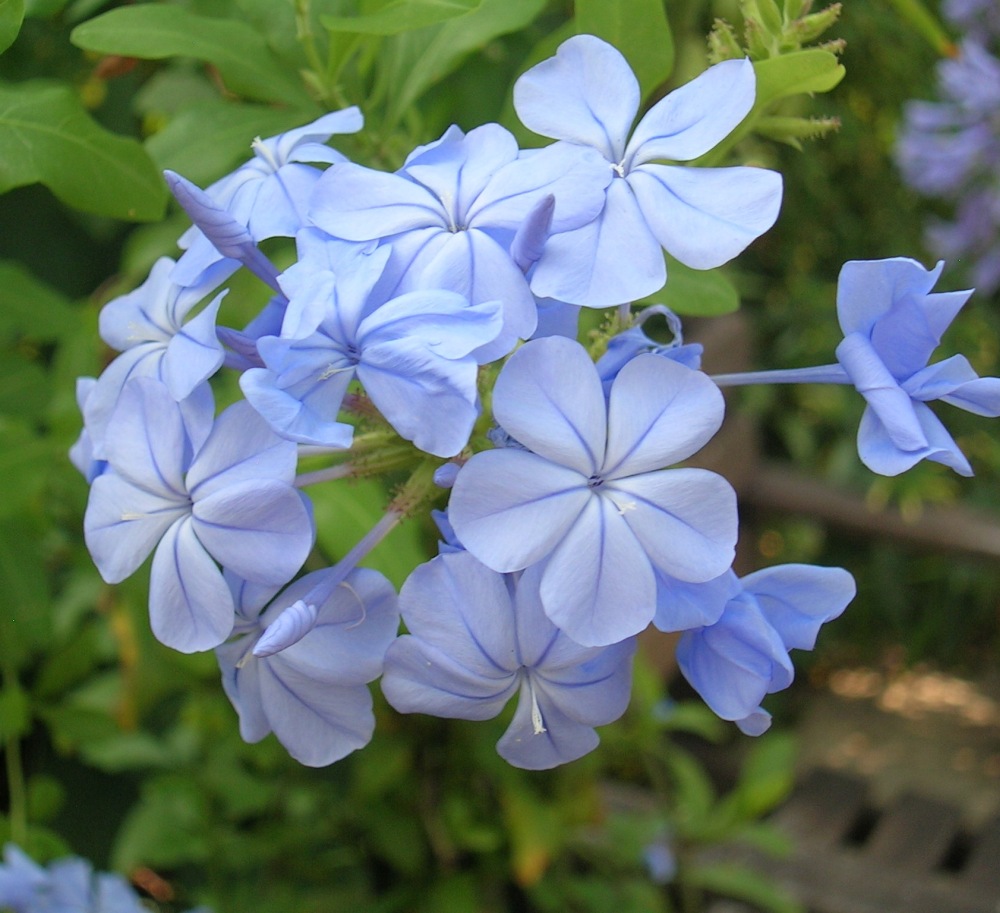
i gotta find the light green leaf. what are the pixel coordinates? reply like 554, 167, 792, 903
575, 0, 673, 102
0, 680, 30, 740
654, 255, 740, 317
383, 0, 547, 129
0, 0, 24, 55
323, 0, 480, 36
70, 5, 315, 107
0, 81, 166, 220
753, 49, 845, 108
687, 862, 806, 913
146, 101, 316, 187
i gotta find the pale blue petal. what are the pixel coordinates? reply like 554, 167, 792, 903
217, 637, 274, 743
870, 288, 970, 378
102, 377, 190, 497
279, 567, 399, 685
735, 709, 772, 736
239, 363, 356, 448
530, 177, 665, 307
259, 660, 374, 766
449, 449, 590, 572
624, 58, 755, 167
187, 400, 298, 496
84, 474, 187, 583
905, 354, 1000, 415
403, 227, 537, 361
741, 564, 855, 650
397, 552, 518, 675
359, 289, 502, 360
469, 143, 612, 233
535, 642, 636, 724
149, 517, 235, 652
604, 355, 724, 477
857, 400, 973, 476
161, 291, 226, 400
492, 336, 606, 475
381, 637, 519, 719
836, 332, 929, 450
609, 468, 738, 582
496, 677, 601, 769
192, 480, 313, 585
309, 163, 448, 240
835, 258, 944, 336
676, 596, 791, 721
653, 569, 740, 633
513, 34, 639, 163
541, 496, 656, 647
628, 164, 782, 269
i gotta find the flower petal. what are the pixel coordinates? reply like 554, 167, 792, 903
628, 164, 782, 269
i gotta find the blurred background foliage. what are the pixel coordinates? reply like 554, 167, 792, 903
0, 0, 998, 911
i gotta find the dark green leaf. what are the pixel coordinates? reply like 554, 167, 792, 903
575, 0, 674, 102
323, 0, 480, 36
0, 81, 166, 220
687, 861, 806, 913
0, 0, 24, 55
0, 679, 30, 740
0, 514, 52, 667
112, 776, 210, 869
70, 5, 315, 107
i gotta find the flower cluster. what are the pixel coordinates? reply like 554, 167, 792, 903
74, 34, 997, 770
0, 844, 208, 913
896, 8, 1000, 293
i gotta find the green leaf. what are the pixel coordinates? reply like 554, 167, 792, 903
0, 679, 30, 740
0, 261, 78, 341
382, 0, 547, 129
0, 81, 166, 220
0, 0, 24, 55
146, 101, 316, 187
753, 49, 845, 108
0, 514, 53, 667
575, 0, 673, 102
653, 256, 740, 317
323, 0, 480, 36
687, 862, 806, 913
70, 5, 315, 107
112, 776, 209, 870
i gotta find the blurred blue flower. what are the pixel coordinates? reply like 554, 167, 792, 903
381, 551, 636, 769
216, 566, 399, 767
84, 377, 314, 652
449, 334, 737, 647
513, 34, 782, 306
677, 564, 856, 734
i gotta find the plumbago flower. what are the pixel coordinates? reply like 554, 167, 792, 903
449, 334, 738, 647
308, 121, 612, 360
676, 565, 856, 735
172, 107, 363, 287
381, 551, 636, 770
216, 567, 399, 767
513, 34, 783, 306
82, 257, 226, 457
240, 242, 502, 456
84, 377, 314, 653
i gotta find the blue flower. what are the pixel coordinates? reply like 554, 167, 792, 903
513, 34, 783, 307
216, 566, 399, 767
240, 243, 502, 456
835, 257, 1000, 475
173, 107, 363, 287
448, 335, 737, 647
84, 377, 314, 652
82, 257, 226, 459
676, 564, 855, 734
308, 122, 611, 361
381, 551, 636, 769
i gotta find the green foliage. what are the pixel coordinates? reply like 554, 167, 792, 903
0, 0, 24, 55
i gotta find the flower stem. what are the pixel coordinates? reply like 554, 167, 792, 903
710, 363, 850, 387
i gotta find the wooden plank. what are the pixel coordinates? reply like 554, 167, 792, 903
961, 815, 1000, 890
770, 767, 870, 847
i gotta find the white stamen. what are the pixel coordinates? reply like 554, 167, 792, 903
611, 161, 626, 178
613, 499, 638, 516
318, 363, 352, 380
251, 136, 282, 173
528, 679, 546, 735
338, 580, 368, 630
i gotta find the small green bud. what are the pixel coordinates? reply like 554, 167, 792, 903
755, 114, 841, 148
708, 18, 745, 63
792, 2, 843, 44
